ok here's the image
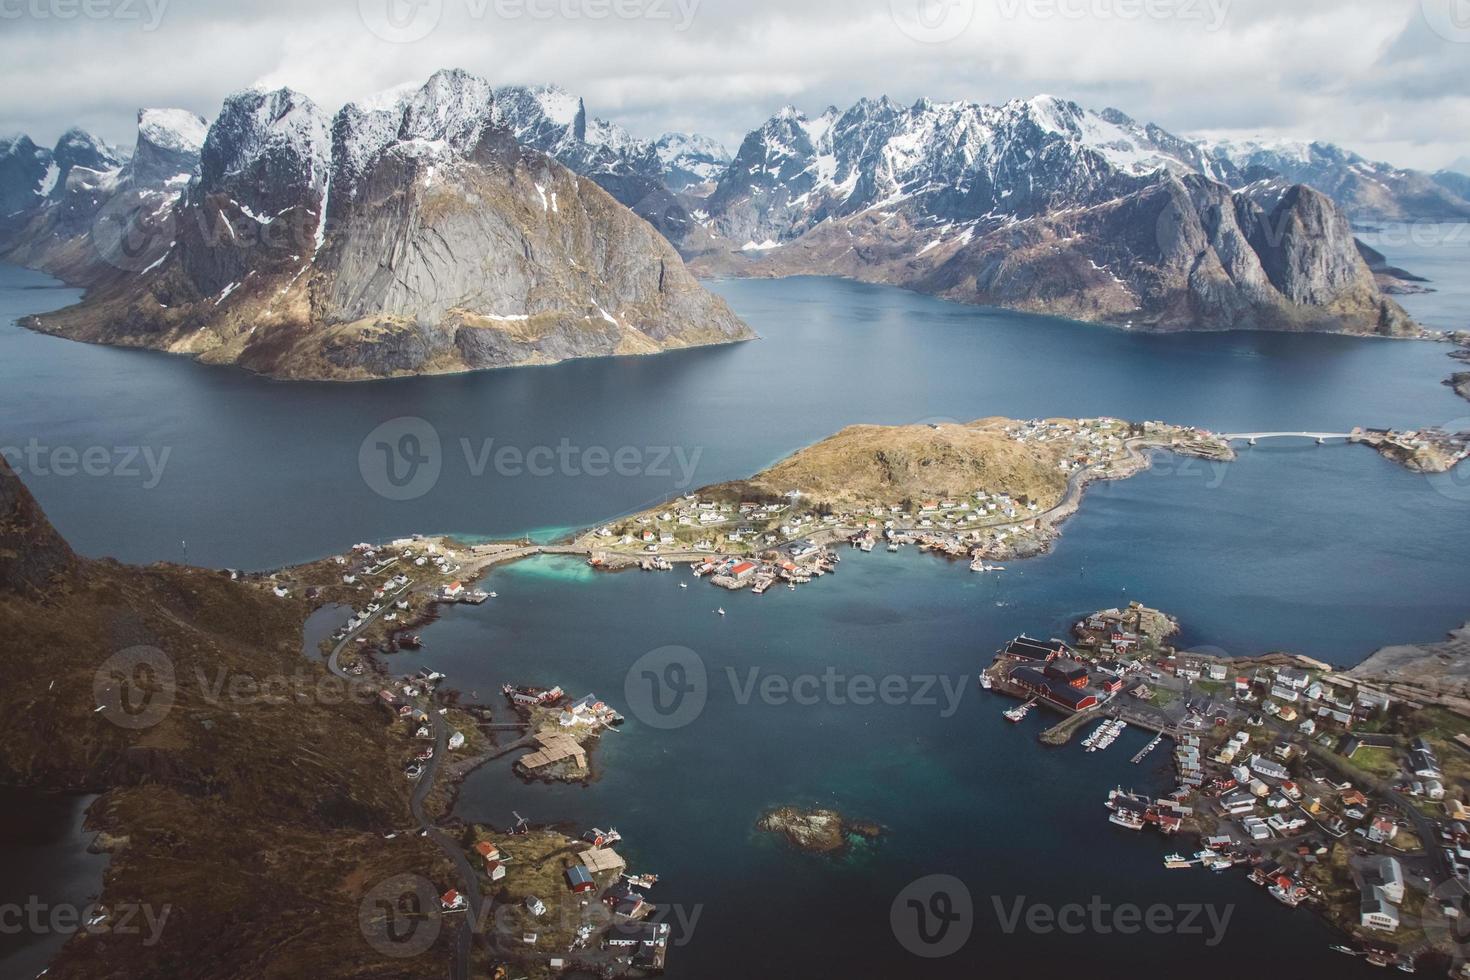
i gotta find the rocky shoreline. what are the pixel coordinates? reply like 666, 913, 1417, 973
756, 806, 884, 856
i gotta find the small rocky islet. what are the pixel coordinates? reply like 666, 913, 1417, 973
756, 806, 885, 857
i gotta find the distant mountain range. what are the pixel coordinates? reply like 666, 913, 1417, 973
6, 76, 1466, 375
683, 96, 1429, 335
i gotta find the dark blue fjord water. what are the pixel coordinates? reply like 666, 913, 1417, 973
2, 246, 1470, 978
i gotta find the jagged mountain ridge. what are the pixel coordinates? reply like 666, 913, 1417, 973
22, 69, 751, 380
682, 94, 1428, 336
0, 110, 204, 284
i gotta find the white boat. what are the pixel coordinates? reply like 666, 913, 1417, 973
717, 608, 726, 616
679, 583, 688, 589
978, 673, 994, 690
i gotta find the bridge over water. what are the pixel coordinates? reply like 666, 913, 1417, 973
1218, 431, 1355, 445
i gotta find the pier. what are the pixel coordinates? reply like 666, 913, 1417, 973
1131, 732, 1164, 764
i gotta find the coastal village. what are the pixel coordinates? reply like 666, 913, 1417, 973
573, 417, 1468, 598
577, 417, 1236, 591
984, 602, 1470, 974
234, 535, 673, 978
221, 415, 1470, 977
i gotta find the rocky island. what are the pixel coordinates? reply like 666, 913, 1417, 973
757, 806, 883, 857
7, 70, 752, 381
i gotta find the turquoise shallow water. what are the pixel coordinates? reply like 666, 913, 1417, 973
2, 227, 1469, 976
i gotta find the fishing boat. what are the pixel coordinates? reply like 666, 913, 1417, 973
1108, 809, 1145, 830
886, 542, 899, 552
978, 673, 994, 690
716, 608, 726, 616
1163, 853, 1193, 869
1004, 702, 1032, 722
624, 873, 659, 889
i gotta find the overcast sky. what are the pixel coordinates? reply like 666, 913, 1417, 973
4, 0, 1469, 170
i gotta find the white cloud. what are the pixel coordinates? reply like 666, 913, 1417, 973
1, 0, 1467, 170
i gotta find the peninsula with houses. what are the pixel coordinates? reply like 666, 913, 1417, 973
983, 601, 1470, 974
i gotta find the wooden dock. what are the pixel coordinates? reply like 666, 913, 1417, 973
1131, 732, 1165, 764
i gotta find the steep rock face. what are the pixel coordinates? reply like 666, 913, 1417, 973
0, 457, 76, 598
126, 108, 208, 188
49, 128, 124, 197
493, 84, 699, 246
26, 71, 752, 380
699, 171, 1412, 336
0, 135, 54, 217
0, 112, 204, 283
919, 174, 1413, 334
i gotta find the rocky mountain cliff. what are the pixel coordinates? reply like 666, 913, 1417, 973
686, 95, 1421, 336
491, 84, 713, 247
15, 70, 752, 380
0, 109, 205, 284
0, 456, 76, 598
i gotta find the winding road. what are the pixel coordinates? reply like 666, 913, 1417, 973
323, 580, 483, 980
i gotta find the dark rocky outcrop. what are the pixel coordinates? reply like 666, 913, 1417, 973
0, 456, 76, 597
